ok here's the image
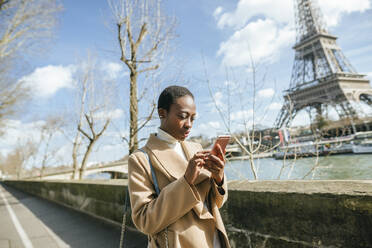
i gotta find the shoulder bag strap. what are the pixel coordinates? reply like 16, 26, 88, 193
138, 148, 168, 248
138, 148, 160, 196
120, 149, 167, 248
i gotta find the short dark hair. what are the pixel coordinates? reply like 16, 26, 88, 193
157, 85, 194, 111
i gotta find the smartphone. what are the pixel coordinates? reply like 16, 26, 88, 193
211, 135, 231, 158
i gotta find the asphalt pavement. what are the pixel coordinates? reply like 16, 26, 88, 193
0, 182, 146, 248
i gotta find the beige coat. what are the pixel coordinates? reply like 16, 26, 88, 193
128, 134, 231, 248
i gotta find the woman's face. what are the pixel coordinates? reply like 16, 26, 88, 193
159, 95, 196, 141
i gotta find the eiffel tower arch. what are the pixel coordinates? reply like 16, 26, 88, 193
274, 0, 372, 129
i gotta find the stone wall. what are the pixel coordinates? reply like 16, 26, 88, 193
5, 180, 372, 248
224, 180, 372, 248
4, 180, 129, 225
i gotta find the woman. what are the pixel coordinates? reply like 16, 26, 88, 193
128, 85, 230, 247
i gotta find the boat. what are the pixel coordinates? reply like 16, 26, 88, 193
352, 140, 372, 154
273, 139, 354, 160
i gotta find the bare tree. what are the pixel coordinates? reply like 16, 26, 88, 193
0, 139, 37, 179
70, 57, 114, 180
204, 55, 280, 180
37, 116, 65, 178
0, 0, 62, 60
0, 0, 62, 132
0, 0, 10, 10
0, 77, 29, 135
108, 0, 176, 154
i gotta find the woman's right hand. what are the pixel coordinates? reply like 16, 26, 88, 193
184, 151, 208, 185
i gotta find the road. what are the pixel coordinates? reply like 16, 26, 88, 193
0, 183, 146, 248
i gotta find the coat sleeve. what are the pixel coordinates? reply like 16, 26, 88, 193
211, 174, 228, 208
194, 142, 228, 208
128, 153, 201, 235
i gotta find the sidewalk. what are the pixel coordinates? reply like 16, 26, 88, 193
0, 183, 146, 248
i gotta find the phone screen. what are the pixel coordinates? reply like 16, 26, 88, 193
211, 135, 231, 157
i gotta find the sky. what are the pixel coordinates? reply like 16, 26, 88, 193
1, 0, 372, 169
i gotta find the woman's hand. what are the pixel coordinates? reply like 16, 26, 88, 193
184, 152, 208, 185
204, 144, 225, 185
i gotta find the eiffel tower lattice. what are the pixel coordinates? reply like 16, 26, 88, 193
274, 0, 372, 128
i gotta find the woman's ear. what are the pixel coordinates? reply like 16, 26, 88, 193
158, 108, 167, 119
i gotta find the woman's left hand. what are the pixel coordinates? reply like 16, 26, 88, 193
203, 144, 225, 185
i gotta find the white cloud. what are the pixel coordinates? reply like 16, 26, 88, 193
209, 91, 225, 110
351, 101, 372, 116
217, 19, 295, 66
319, 0, 370, 27
216, 0, 293, 30
92, 143, 126, 163
54, 143, 72, 165
366, 72, 372, 82
0, 119, 45, 147
209, 121, 221, 129
268, 102, 282, 110
258, 88, 275, 98
101, 62, 125, 79
0, 119, 46, 162
21, 65, 75, 98
231, 109, 253, 121
215, 0, 370, 67
215, 0, 370, 30
213, 6, 223, 18
326, 106, 340, 121
214, 91, 223, 103
195, 121, 223, 137
291, 111, 311, 127
93, 108, 123, 120
199, 121, 221, 130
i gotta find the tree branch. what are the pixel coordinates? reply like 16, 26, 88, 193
96, 119, 111, 138
138, 64, 159, 74
134, 23, 148, 49
78, 124, 92, 142
132, 103, 156, 137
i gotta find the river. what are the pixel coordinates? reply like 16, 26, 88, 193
225, 154, 372, 180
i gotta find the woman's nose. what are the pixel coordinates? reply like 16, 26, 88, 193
185, 118, 192, 128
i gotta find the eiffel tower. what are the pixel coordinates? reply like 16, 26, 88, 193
274, 0, 372, 128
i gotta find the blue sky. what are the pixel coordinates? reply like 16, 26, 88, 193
2, 0, 372, 168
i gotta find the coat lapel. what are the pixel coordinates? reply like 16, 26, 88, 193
145, 134, 211, 184
146, 134, 187, 180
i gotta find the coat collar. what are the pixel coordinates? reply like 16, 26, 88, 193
145, 133, 211, 183
145, 133, 187, 179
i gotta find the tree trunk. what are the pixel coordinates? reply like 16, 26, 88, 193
71, 140, 79, 179
79, 141, 94, 180
129, 71, 138, 154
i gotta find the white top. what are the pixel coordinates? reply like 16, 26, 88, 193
156, 127, 222, 248
157, 128, 188, 161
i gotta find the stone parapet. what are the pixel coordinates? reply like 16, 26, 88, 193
4, 179, 372, 247
224, 180, 372, 247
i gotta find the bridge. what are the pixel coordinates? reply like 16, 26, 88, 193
21, 160, 129, 180
21, 145, 247, 180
